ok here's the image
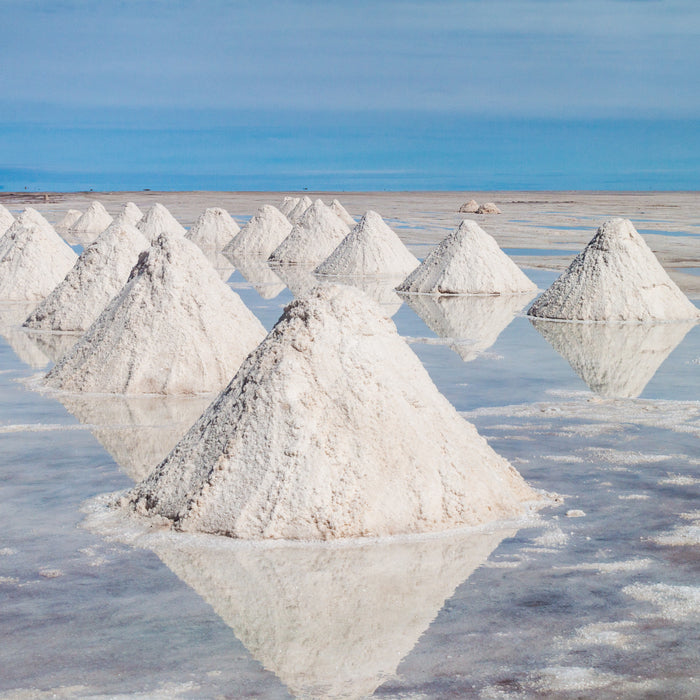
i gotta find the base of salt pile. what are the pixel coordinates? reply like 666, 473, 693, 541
125, 285, 540, 540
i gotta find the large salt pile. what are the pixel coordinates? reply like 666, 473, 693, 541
43, 234, 266, 395
286, 195, 312, 222
0, 207, 56, 250
0, 205, 16, 236
186, 207, 240, 249
70, 201, 113, 235
24, 220, 149, 332
397, 220, 536, 295
126, 285, 537, 539
268, 199, 350, 265
330, 198, 355, 227
137, 203, 187, 242
528, 218, 700, 322
278, 196, 299, 217
55, 209, 82, 232
119, 202, 143, 227
223, 205, 292, 259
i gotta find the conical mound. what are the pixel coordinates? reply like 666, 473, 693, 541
330, 198, 355, 227
137, 203, 187, 242
528, 218, 700, 322
459, 199, 479, 213
126, 285, 537, 539
315, 210, 419, 277
0, 216, 78, 301
186, 207, 240, 249
56, 209, 82, 232
0, 208, 56, 253
223, 204, 292, 259
286, 195, 312, 222
119, 202, 143, 227
278, 196, 299, 217
70, 201, 113, 235
268, 199, 350, 265
24, 220, 149, 332
43, 234, 266, 395
397, 220, 536, 295
0, 204, 15, 236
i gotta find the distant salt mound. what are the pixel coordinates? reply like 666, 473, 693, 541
269, 199, 350, 265
286, 195, 312, 222
44, 234, 266, 395
477, 202, 501, 214
0, 205, 14, 237
70, 201, 113, 235
528, 218, 700, 322
459, 199, 479, 213
223, 205, 292, 259
24, 220, 149, 332
397, 220, 536, 295
119, 202, 143, 227
186, 207, 240, 249
330, 199, 355, 227
137, 203, 187, 242
126, 285, 537, 539
56, 209, 82, 232
315, 210, 419, 278
278, 196, 299, 218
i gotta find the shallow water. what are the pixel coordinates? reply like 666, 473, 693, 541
1, 255, 699, 698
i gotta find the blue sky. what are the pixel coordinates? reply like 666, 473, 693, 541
1, 0, 699, 190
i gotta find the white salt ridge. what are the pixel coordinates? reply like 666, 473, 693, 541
315, 210, 419, 277
278, 196, 300, 217
126, 285, 538, 539
528, 218, 700, 322
329, 199, 355, 227
55, 209, 82, 232
44, 234, 266, 395
397, 219, 537, 295
223, 204, 292, 259
119, 202, 143, 227
186, 207, 240, 249
269, 199, 350, 265
0, 205, 14, 237
285, 195, 312, 222
137, 203, 187, 242
24, 220, 149, 332
70, 201, 113, 234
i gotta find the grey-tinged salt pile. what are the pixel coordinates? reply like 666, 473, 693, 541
315, 210, 419, 277
24, 220, 149, 332
70, 201, 113, 235
278, 196, 299, 217
119, 202, 143, 227
397, 219, 537, 295
0, 214, 78, 301
268, 199, 350, 265
286, 195, 312, 222
125, 285, 538, 539
55, 209, 82, 232
330, 198, 355, 227
530, 318, 695, 398
477, 202, 501, 214
528, 218, 700, 322
43, 234, 266, 395
223, 204, 292, 259
0, 205, 16, 236
186, 207, 240, 249
137, 203, 187, 242
459, 199, 479, 213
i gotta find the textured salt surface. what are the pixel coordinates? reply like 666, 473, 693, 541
0, 208, 56, 255
286, 195, 312, 222
329, 199, 356, 227
397, 219, 536, 295
459, 199, 479, 213
118, 202, 143, 227
137, 203, 187, 242
43, 234, 266, 395
186, 208, 240, 249
0, 205, 15, 237
222, 204, 292, 259
529, 218, 700, 321
126, 285, 537, 539
70, 201, 113, 236
477, 202, 501, 214
278, 196, 299, 217
55, 209, 82, 232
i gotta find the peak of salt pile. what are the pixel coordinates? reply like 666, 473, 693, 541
315, 210, 419, 277
1, 207, 56, 246
137, 203, 187, 242
56, 209, 82, 232
286, 195, 312, 222
186, 207, 240, 249
0, 205, 15, 236
70, 201, 113, 235
24, 220, 148, 332
126, 285, 537, 539
269, 199, 350, 265
459, 199, 479, 213
330, 198, 355, 227
119, 202, 143, 227
223, 205, 292, 259
397, 219, 536, 295
528, 218, 700, 322
278, 196, 299, 218
44, 234, 266, 395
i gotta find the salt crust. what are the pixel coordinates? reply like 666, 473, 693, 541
623, 583, 700, 621
23, 220, 149, 332
329, 198, 355, 227
119, 202, 143, 227
70, 201, 113, 235
223, 204, 292, 259
0, 204, 15, 236
43, 234, 266, 395
397, 219, 537, 295
314, 210, 419, 277
268, 199, 350, 265
285, 195, 312, 222
528, 218, 700, 322
185, 207, 240, 249
278, 196, 299, 217
458, 199, 479, 213
126, 285, 538, 539
137, 203, 187, 242
55, 209, 82, 232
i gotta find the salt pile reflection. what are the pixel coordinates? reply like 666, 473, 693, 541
223, 253, 286, 299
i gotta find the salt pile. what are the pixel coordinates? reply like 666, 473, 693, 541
126, 285, 537, 539
70, 201, 113, 235
24, 220, 149, 332
0, 205, 16, 236
528, 218, 700, 322
459, 199, 479, 213
269, 199, 350, 265
119, 202, 143, 227
137, 203, 187, 242
477, 202, 501, 214
223, 204, 292, 259
315, 210, 419, 277
44, 234, 266, 395
278, 196, 299, 217
330, 198, 355, 227
286, 195, 312, 222
397, 219, 537, 295
186, 207, 240, 249
1, 207, 56, 248
55, 209, 82, 232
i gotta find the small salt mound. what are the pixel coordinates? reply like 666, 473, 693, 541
477, 202, 501, 214
528, 218, 700, 322
269, 199, 350, 265
330, 199, 355, 227
119, 202, 143, 227
278, 196, 299, 217
223, 205, 292, 259
315, 210, 419, 278
55, 209, 82, 232
70, 201, 113, 235
186, 207, 240, 249
24, 220, 149, 332
397, 219, 537, 295
459, 199, 479, 213
44, 234, 266, 395
126, 285, 537, 539
286, 195, 312, 222
137, 203, 187, 242
0, 216, 78, 301
0, 205, 14, 237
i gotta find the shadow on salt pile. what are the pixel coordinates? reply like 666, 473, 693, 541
223, 253, 286, 300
